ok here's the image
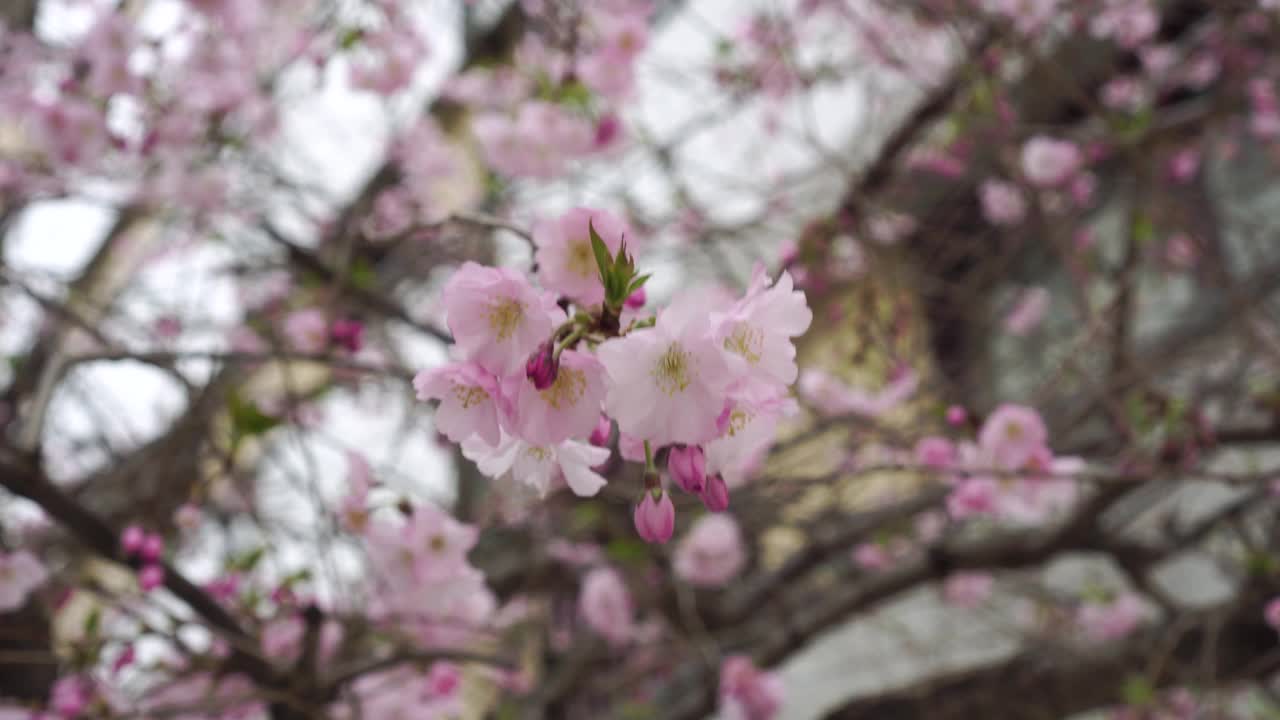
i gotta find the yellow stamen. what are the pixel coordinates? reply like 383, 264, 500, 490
452, 383, 489, 409
487, 298, 525, 342
724, 323, 765, 365
540, 367, 587, 410
567, 239, 595, 278
653, 342, 693, 395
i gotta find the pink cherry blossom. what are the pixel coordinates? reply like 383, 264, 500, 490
283, 307, 328, 353
980, 179, 1026, 226
634, 490, 676, 544
599, 296, 733, 447
942, 572, 993, 608
798, 367, 918, 418
915, 436, 956, 469
719, 655, 784, 720
978, 404, 1049, 471
1021, 136, 1082, 187
532, 207, 633, 307
713, 263, 813, 389
705, 385, 796, 488
1005, 286, 1050, 336
947, 476, 1000, 519
0, 550, 49, 611
674, 514, 746, 587
509, 349, 607, 445
461, 432, 609, 498
414, 361, 506, 446
579, 567, 635, 646
1078, 592, 1146, 641
1090, 0, 1159, 49
853, 543, 891, 571
441, 262, 562, 376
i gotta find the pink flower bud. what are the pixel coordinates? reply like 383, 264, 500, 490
427, 662, 462, 698
634, 490, 675, 544
524, 341, 559, 391
140, 533, 164, 563
624, 286, 646, 309
112, 645, 136, 674
138, 564, 165, 592
945, 405, 967, 426
667, 445, 706, 494
589, 414, 612, 447
120, 525, 145, 555
700, 473, 730, 512
330, 319, 365, 353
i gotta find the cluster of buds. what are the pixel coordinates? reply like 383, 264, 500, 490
120, 525, 165, 592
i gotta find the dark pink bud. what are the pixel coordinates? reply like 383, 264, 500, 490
138, 564, 165, 592
112, 645, 136, 674
589, 414, 612, 447
634, 490, 675, 544
667, 445, 706, 494
594, 113, 622, 149
624, 287, 646, 309
330, 319, 365, 353
120, 525, 145, 555
525, 341, 559, 390
139, 533, 164, 563
700, 473, 729, 512
945, 405, 967, 426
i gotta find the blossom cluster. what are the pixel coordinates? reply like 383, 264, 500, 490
415, 207, 812, 542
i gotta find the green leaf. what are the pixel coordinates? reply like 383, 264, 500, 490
339, 28, 364, 50
1131, 214, 1156, 246
626, 274, 651, 295
570, 503, 602, 533
230, 546, 266, 573
1121, 676, 1155, 707
228, 392, 281, 440
83, 608, 101, 637
589, 221, 614, 286
606, 538, 648, 564
350, 256, 378, 291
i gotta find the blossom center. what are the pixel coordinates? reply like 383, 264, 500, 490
487, 298, 526, 341
540, 366, 587, 410
724, 322, 764, 365
567, 239, 595, 278
1005, 421, 1023, 440
451, 383, 490, 409
652, 342, 693, 395
524, 446, 550, 462
726, 408, 751, 437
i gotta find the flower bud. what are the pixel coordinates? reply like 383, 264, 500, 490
120, 525, 145, 556
634, 490, 674, 544
589, 414, 612, 447
138, 564, 165, 592
525, 341, 559, 390
330, 319, 365, 353
700, 473, 729, 512
667, 445, 706, 494
140, 533, 164, 563
624, 286, 646, 309
945, 405, 967, 426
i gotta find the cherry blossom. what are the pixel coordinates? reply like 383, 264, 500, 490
0, 550, 49, 611
579, 567, 635, 646
674, 514, 746, 587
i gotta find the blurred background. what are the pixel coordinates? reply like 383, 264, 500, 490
3, 0, 1280, 718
